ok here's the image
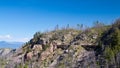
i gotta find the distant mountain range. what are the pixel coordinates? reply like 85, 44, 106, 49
0, 41, 24, 49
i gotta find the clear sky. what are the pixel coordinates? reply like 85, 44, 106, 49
0, 0, 120, 42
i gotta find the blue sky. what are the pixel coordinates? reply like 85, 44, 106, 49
0, 0, 120, 42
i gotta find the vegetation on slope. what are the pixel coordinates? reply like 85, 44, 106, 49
2, 19, 120, 68
96, 19, 120, 67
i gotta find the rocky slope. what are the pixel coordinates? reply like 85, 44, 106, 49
0, 48, 16, 57
95, 19, 120, 68
1, 19, 120, 68
0, 48, 16, 68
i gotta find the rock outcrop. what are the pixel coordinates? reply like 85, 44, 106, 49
2, 19, 120, 68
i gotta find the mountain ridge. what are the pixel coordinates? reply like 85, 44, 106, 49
0, 19, 120, 68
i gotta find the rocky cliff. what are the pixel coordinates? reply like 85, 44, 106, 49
0, 48, 16, 68
1, 19, 120, 68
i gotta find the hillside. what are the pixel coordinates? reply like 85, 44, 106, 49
1, 19, 120, 68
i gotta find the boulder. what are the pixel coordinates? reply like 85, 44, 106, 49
32, 44, 42, 51
26, 52, 33, 60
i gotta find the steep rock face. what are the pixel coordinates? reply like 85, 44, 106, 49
0, 48, 16, 68
0, 48, 11, 57
74, 51, 96, 68
4, 29, 99, 68
19, 30, 98, 68
0, 48, 15, 58
4, 20, 120, 68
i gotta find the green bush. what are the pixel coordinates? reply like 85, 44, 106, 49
104, 47, 114, 61
33, 32, 43, 41
34, 32, 43, 38
111, 28, 120, 47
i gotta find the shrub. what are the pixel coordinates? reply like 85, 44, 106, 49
104, 47, 114, 61
34, 32, 43, 39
